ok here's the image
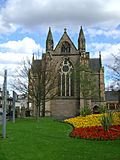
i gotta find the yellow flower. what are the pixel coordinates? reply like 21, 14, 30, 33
64, 112, 120, 128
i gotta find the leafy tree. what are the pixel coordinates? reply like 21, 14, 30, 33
76, 63, 100, 107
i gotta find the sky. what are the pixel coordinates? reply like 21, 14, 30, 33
0, 0, 120, 90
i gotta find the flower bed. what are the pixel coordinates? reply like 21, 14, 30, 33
64, 112, 120, 128
71, 125, 120, 140
64, 112, 120, 140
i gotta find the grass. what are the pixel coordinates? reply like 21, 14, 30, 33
0, 117, 120, 160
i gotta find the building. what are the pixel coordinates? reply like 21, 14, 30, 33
29, 27, 106, 118
15, 94, 29, 117
105, 91, 120, 110
0, 88, 13, 115
15, 94, 28, 109
0, 88, 29, 118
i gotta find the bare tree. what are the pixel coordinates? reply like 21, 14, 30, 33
29, 53, 59, 117
107, 54, 120, 105
107, 54, 120, 86
10, 59, 29, 94
11, 53, 59, 118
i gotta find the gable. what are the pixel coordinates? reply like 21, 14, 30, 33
54, 31, 78, 54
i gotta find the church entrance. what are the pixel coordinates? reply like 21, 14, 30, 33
93, 105, 100, 114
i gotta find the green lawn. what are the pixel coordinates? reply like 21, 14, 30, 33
0, 118, 120, 160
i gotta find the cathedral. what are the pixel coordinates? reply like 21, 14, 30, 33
29, 27, 105, 118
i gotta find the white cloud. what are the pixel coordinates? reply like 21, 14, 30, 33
0, 0, 120, 90
0, 0, 120, 34
0, 37, 41, 54
86, 28, 120, 39
0, 37, 43, 73
88, 42, 120, 71
0, 37, 44, 89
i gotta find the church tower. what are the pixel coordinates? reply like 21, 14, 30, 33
46, 27, 54, 52
78, 26, 86, 53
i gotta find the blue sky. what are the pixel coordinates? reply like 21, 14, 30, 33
0, 0, 120, 89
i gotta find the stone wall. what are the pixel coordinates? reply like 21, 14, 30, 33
51, 98, 80, 119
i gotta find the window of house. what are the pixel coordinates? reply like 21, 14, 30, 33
59, 58, 74, 96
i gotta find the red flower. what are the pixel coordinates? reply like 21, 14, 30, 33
71, 125, 120, 140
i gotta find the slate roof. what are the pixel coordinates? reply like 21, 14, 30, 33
89, 58, 101, 72
105, 91, 119, 101
32, 60, 42, 72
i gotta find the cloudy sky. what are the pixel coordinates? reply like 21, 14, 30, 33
0, 0, 120, 89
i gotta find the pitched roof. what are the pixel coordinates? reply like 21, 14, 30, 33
32, 59, 42, 72
105, 91, 119, 101
89, 58, 101, 72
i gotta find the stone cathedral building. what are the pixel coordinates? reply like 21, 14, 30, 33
29, 27, 105, 118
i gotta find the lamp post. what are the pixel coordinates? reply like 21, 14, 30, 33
2, 69, 7, 139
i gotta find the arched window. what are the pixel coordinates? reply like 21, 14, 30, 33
59, 58, 74, 96
61, 41, 71, 53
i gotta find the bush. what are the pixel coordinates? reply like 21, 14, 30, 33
100, 112, 113, 131
98, 105, 108, 113
80, 106, 92, 116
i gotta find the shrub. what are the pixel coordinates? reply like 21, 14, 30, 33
80, 106, 91, 116
100, 112, 113, 131
98, 105, 108, 113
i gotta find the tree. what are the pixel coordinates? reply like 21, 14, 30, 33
76, 63, 100, 108
107, 54, 120, 106
11, 59, 29, 94
29, 53, 59, 117
11, 53, 59, 118
107, 54, 120, 86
